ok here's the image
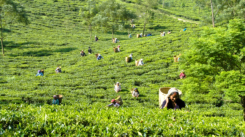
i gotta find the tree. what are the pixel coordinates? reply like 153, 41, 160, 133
194, 0, 245, 27
193, 0, 206, 14
79, 0, 98, 39
180, 19, 245, 120
210, 0, 215, 27
94, 0, 135, 38
118, 7, 137, 35
0, 0, 29, 56
138, 8, 154, 36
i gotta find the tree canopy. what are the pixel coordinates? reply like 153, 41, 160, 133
0, 0, 29, 56
180, 19, 245, 101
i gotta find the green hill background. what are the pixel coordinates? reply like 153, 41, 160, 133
0, 0, 245, 136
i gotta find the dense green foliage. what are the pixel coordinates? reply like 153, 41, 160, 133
0, 0, 245, 136
180, 19, 245, 102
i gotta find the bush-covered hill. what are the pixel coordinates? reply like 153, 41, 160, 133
0, 0, 245, 136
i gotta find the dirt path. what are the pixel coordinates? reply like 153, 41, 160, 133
169, 15, 200, 24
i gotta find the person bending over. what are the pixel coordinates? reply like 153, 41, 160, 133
52, 95, 60, 105
107, 99, 120, 107
97, 54, 103, 60
80, 50, 86, 57
88, 47, 92, 54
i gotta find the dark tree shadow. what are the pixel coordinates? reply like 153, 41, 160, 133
54, 47, 77, 53
4, 41, 42, 50
120, 89, 130, 93
149, 25, 167, 31
3, 28, 11, 33
9, 47, 77, 57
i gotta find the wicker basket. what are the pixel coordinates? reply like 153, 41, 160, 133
130, 88, 134, 94
135, 60, 139, 66
113, 47, 118, 52
137, 34, 140, 38
173, 56, 178, 62
95, 53, 99, 58
125, 57, 131, 63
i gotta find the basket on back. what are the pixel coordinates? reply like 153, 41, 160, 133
137, 34, 140, 38
173, 56, 178, 62
125, 57, 131, 63
113, 47, 119, 52
130, 88, 134, 94
135, 59, 139, 66
95, 53, 99, 58
115, 96, 123, 105
159, 87, 182, 108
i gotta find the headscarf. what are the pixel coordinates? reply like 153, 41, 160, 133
166, 88, 182, 98
111, 99, 115, 103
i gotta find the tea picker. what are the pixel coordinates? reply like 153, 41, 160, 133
80, 50, 86, 57
179, 70, 186, 79
88, 47, 92, 54
52, 95, 59, 105
55, 66, 61, 73
36, 69, 44, 76
95, 36, 98, 41
114, 82, 121, 93
160, 88, 185, 110
52, 95, 63, 105
131, 88, 139, 97
107, 96, 123, 107
97, 54, 103, 60
125, 53, 133, 63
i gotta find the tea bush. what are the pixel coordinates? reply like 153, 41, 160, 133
0, 0, 244, 136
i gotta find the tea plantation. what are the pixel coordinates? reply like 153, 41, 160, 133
0, 0, 245, 136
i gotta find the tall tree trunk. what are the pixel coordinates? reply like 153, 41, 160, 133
112, 28, 114, 39
89, 24, 92, 40
143, 21, 146, 36
67, 0, 70, 11
210, 0, 215, 27
239, 95, 245, 121
0, 15, 4, 56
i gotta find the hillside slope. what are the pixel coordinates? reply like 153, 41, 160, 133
0, 0, 244, 136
